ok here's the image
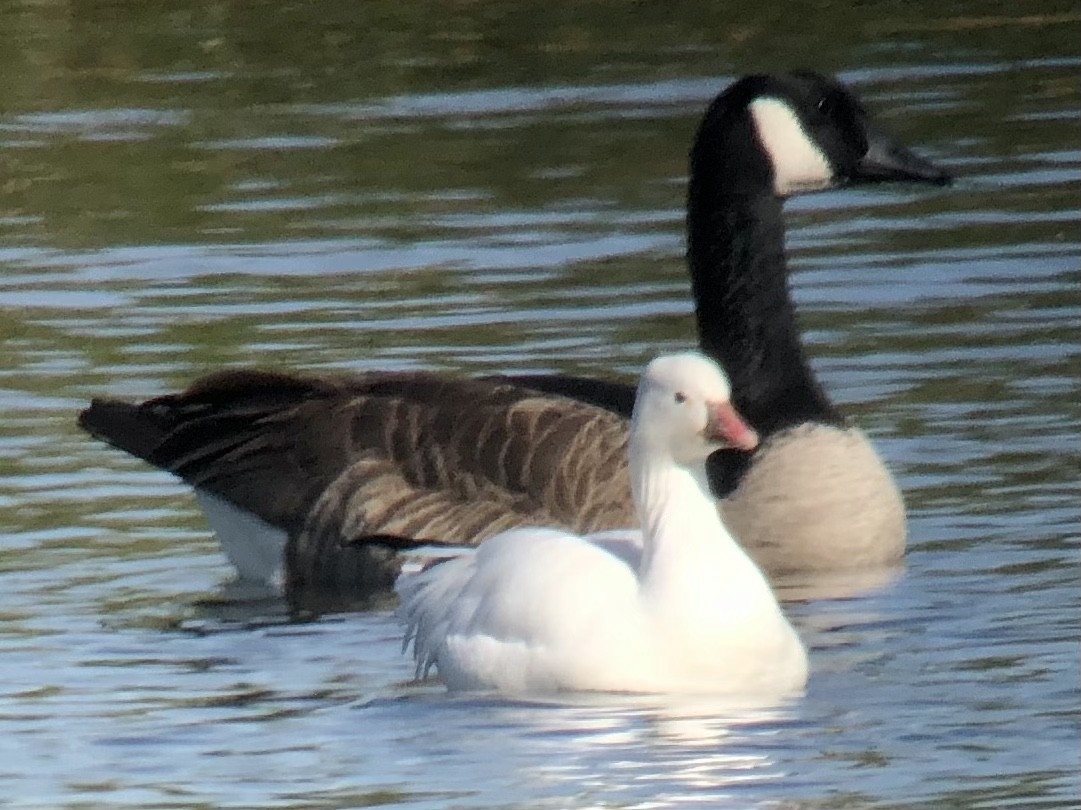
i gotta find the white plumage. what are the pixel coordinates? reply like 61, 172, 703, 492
749, 96, 833, 195
397, 352, 808, 696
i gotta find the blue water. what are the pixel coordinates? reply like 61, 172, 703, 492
1, 7, 1078, 807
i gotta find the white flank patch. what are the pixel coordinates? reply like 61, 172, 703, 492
398, 545, 475, 575
749, 97, 833, 196
195, 489, 287, 591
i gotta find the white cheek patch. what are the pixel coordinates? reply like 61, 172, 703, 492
749, 97, 834, 196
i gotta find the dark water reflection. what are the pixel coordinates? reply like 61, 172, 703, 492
1, 2, 1079, 808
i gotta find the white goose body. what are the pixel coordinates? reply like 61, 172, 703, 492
397, 353, 808, 695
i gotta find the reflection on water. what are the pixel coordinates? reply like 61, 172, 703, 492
1, 2, 1079, 808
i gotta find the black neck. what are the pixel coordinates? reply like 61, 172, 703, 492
686, 149, 843, 436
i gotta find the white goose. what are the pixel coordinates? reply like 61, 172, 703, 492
397, 352, 808, 695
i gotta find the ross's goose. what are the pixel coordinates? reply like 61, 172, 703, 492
397, 352, 808, 695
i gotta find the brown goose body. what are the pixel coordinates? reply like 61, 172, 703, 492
78, 72, 949, 609
80, 368, 637, 607
78, 368, 904, 608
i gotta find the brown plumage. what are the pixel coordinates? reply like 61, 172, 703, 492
79, 369, 634, 608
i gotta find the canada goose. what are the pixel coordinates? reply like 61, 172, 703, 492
397, 352, 806, 695
78, 72, 950, 609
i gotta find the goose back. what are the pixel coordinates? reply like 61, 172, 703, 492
80, 368, 637, 605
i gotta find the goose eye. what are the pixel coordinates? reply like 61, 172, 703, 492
673, 392, 687, 404
816, 95, 835, 117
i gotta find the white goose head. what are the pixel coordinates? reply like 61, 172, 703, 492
632, 352, 759, 467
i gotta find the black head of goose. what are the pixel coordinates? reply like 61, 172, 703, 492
78, 72, 950, 611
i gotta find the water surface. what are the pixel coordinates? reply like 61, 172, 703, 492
1, 3, 1078, 808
